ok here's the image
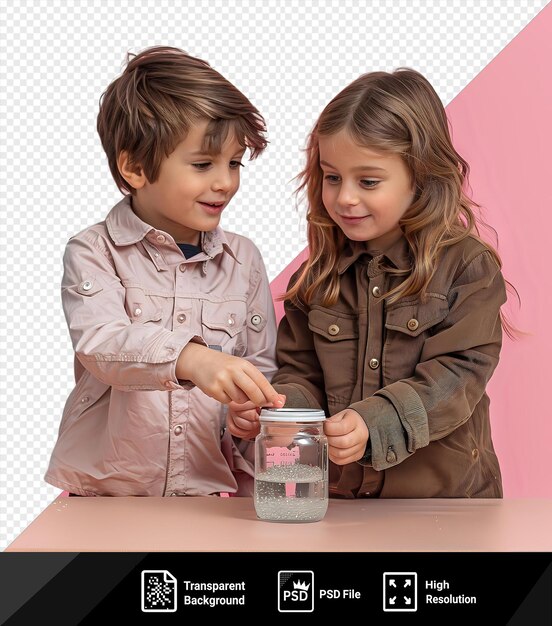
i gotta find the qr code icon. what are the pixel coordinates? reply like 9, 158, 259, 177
141, 570, 177, 612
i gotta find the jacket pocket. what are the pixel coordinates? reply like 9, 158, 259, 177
59, 371, 110, 434
122, 285, 165, 325
201, 299, 247, 354
308, 306, 359, 406
383, 294, 449, 382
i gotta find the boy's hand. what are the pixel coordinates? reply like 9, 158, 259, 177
227, 394, 286, 439
176, 342, 283, 407
324, 409, 369, 465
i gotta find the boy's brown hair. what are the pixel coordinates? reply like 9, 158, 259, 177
97, 46, 267, 194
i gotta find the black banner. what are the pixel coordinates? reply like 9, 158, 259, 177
1, 552, 550, 624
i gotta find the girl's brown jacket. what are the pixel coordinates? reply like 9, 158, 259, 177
272, 235, 506, 498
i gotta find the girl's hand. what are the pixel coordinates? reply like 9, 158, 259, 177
227, 395, 286, 439
324, 409, 369, 464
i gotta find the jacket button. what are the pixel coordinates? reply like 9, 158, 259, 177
156, 234, 166, 244
407, 318, 419, 331
328, 324, 340, 336
386, 448, 397, 463
369, 358, 379, 369
170, 492, 178, 496
177, 313, 186, 323
82, 280, 92, 291
81, 396, 89, 403
472, 448, 479, 459
174, 425, 183, 436
251, 314, 262, 326
372, 286, 381, 297
134, 307, 142, 316
179, 263, 186, 272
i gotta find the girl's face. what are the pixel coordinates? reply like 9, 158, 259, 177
319, 130, 415, 250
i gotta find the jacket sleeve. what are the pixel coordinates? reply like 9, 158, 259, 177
271, 272, 328, 411
350, 250, 507, 470
61, 231, 205, 391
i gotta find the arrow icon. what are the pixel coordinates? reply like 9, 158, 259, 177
383, 572, 417, 612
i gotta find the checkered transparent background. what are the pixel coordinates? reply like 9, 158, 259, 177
1, 0, 548, 549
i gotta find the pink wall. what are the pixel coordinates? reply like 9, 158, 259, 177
271, 3, 552, 497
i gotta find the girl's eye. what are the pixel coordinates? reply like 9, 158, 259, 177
361, 179, 379, 188
192, 162, 211, 171
324, 174, 340, 184
230, 161, 244, 169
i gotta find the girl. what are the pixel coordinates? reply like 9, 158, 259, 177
228, 68, 508, 498
45, 47, 284, 498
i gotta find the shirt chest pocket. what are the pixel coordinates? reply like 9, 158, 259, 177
383, 294, 449, 383
123, 285, 169, 326
308, 306, 359, 405
201, 300, 247, 354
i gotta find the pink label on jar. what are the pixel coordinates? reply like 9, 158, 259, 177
266, 446, 300, 467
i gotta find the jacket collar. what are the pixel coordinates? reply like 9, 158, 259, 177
337, 233, 411, 275
105, 195, 240, 262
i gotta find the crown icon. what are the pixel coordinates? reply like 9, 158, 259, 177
293, 580, 310, 591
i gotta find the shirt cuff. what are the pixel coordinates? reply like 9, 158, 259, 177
349, 395, 410, 470
158, 333, 207, 391
376, 381, 430, 452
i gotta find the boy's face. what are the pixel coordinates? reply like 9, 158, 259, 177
131, 119, 245, 244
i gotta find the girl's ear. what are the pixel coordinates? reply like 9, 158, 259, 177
117, 151, 147, 190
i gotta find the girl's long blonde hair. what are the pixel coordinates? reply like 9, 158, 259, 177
285, 68, 517, 336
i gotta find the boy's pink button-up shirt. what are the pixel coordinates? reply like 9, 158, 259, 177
45, 196, 277, 496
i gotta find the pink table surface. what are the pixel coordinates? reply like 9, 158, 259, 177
5, 497, 552, 552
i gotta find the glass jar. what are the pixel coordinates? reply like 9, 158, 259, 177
254, 408, 328, 523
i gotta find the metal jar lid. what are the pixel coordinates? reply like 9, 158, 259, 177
259, 408, 326, 423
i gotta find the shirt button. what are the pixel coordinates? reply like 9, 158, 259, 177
372, 286, 381, 297
156, 234, 166, 244
407, 318, 419, 331
386, 448, 397, 463
251, 314, 262, 326
81, 280, 92, 291
177, 313, 186, 323
179, 263, 186, 272
328, 324, 340, 336
369, 358, 379, 369
81, 396, 89, 403
174, 425, 183, 436
472, 448, 479, 459
134, 307, 142, 317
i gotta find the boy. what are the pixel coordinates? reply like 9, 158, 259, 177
45, 46, 283, 497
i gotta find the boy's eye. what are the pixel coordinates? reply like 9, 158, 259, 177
230, 160, 244, 169
192, 162, 211, 170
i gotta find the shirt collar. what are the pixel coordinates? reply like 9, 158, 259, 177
337, 234, 411, 275
105, 195, 240, 262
